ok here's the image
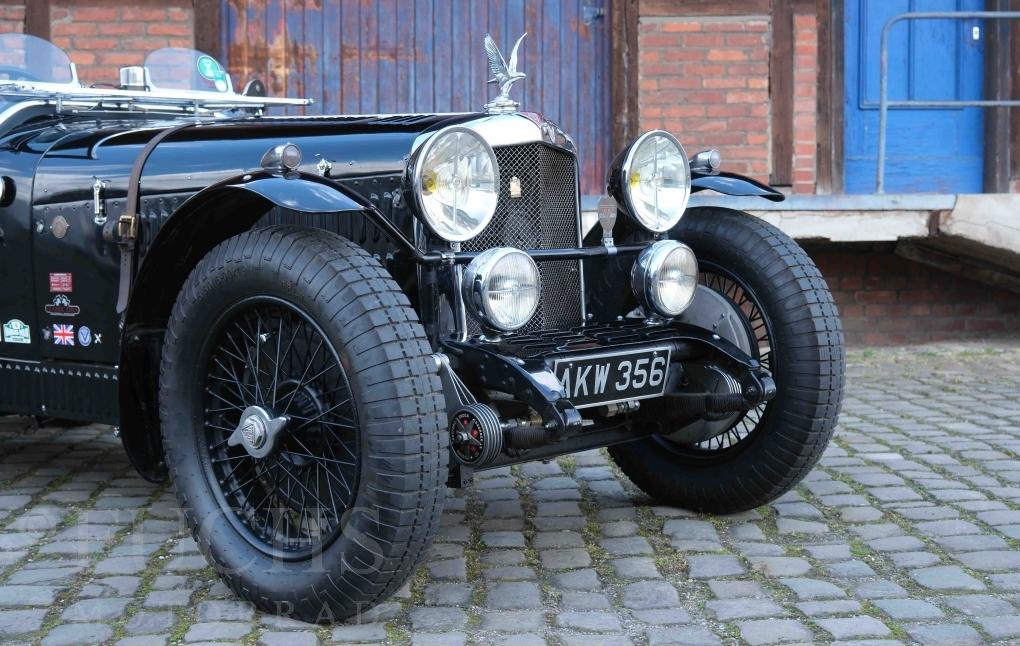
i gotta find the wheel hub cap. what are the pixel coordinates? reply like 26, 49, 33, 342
228, 405, 289, 459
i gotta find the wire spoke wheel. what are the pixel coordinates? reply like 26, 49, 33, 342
201, 297, 359, 559
690, 262, 775, 453
162, 227, 446, 621
653, 261, 777, 461
609, 208, 843, 514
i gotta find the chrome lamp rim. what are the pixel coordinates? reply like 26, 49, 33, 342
631, 239, 699, 318
620, 129, 692, 234
461, 246, 542, 332
411, 124, 501, 244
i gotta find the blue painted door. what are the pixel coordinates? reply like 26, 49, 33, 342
219, 0, 611, 195
844, 0, 985, 193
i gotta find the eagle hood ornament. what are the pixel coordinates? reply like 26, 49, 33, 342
484, 32, 527, 114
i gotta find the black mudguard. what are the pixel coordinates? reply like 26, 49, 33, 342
691, 171, 785, 202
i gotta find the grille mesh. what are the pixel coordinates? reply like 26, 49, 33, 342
463, 143, 583, 334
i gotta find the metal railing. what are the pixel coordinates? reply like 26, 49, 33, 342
876, 11, 1020, 193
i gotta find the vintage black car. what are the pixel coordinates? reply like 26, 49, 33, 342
0, 33, 844, 621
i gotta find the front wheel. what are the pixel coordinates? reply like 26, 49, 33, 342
610, 207, 844, 514
160, 226, 446, 622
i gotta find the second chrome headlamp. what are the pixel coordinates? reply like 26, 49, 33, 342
610, 130, 692, 233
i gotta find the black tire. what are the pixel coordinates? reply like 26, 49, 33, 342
609, 207, 844, 514
160, 225, 447, 622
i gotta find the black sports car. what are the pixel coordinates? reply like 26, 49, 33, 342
0, 33, 844, 622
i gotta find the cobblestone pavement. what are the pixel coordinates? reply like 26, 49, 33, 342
1, 342, 1020, 645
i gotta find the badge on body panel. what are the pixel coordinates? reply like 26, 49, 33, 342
49, 273, 73, 293
2, 319, 30, 344
53, 324, 75, 346
45, 294, 80, 317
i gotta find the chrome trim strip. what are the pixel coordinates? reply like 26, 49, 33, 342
0, 79, 311, 112
0, 100, 52, 138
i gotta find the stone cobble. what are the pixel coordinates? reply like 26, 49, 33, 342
0, 342, 1019, 644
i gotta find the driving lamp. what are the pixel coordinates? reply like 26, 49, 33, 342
613, 130, 691, 233
462, 247, 541, 332
631, 240, 699, 318
261, 142, 302, 173
414, 126, 500, 243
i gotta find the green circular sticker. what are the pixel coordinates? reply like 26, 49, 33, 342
196, 55, 230, 92
197, 55, 221, 80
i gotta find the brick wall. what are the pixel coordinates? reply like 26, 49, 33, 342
807, 243, 1020, 345
792, 12, 818, 194
637, 8, 820, 192
638, 15, 771, 183
0, 4, 24, 34
49, 1, 194, 86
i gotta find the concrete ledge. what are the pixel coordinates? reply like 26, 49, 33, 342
941, 194, 1020, 261
580, 193, 1019, 271
687, 193, 957, 212
580, 193, 957, 214
581, 193, 952, 242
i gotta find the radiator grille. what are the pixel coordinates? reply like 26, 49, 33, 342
463, 143, 583, 334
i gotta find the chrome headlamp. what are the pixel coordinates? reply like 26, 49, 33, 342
611, 130, 691, 233
631, 240, 699, 318
462, 247, 541, 332
412, 126, 500, 243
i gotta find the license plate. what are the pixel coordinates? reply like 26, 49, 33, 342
553, 346, 672, 409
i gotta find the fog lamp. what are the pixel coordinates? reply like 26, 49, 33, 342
462, 247, 540, 332
631, 240, 698, 318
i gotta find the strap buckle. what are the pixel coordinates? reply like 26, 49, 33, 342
117, 213, 138, 241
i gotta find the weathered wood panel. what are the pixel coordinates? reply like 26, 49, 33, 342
220, 0, 612, 194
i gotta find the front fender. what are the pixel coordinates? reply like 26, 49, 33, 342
132, 170, 372, 312
691, 171, 785, 202
119, 170, 374, 482
226, 170, 368, 213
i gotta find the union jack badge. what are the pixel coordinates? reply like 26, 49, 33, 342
53, 324, 75, 346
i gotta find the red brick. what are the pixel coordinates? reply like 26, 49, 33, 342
70, 7, 118, 22
856, 290, 898, 304
682, 33, 726, 47
72, 37, 120, 50
657, 77, 702, 90
725, 90, 767, 104
97, 22, 140, 36
661, 22, 701, 33
121, 7, 170, 22
642, 34, 682, 47
148, 23, 192, 37
53, 22, 98, 36
707, 50, 747, 62
725, 33, 768, 47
